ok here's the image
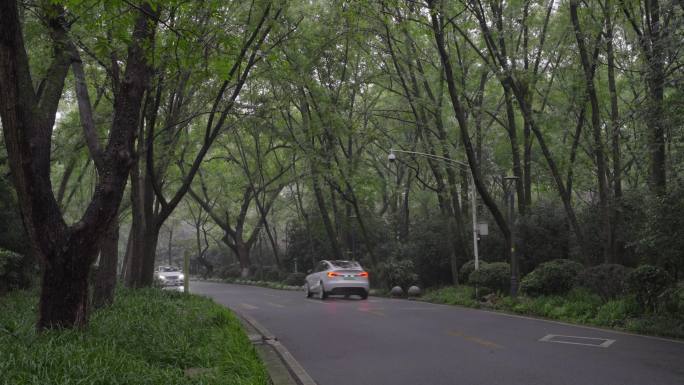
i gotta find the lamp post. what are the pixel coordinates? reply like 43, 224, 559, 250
388, 149, 480, 270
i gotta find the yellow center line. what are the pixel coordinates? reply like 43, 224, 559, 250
447, 330, 503, 349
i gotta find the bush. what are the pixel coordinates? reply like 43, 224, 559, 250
459, 259, 486, 284
283, 272, 306, 286
520, 259, 583, 297
575, 264, 630, 301
0, 249, 33, 295
261, 266, 283, 282
217, 265, 242, 279
468, 262, 510, 294
627, 265, 672, 313
376, 258, 418, 290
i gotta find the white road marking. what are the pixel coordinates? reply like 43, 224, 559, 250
240, 303, 259, 310
266, 301, 285, 308
539, 334, 616, 348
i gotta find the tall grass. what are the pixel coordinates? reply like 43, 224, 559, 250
0, 288, 268, 385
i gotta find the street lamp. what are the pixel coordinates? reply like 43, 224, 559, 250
388, 149, 480, 271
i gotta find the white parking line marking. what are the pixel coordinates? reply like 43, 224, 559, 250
539, 334, 615, 348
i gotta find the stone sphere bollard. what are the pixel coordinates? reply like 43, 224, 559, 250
390, 286, 404, 297
407, 285, 422, 297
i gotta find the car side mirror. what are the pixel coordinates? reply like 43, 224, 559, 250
307, 269, 312, 274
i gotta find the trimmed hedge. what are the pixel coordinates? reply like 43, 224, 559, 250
283, 272, 306, 286
376, 258, 418, 290
468, 262, 510, 294
0, 249, 32, 295
459, 259, 486, 284
575, 264, 630, 301
520, 259, 583, 297
627, 265, 671, 313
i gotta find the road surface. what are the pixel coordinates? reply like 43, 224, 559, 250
192, 281, 684, 385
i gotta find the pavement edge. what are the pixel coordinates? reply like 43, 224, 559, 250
236, 310, 318, 385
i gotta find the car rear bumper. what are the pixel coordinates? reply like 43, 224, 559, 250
324, 279, 369, 294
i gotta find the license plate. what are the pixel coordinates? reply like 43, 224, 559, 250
343, 277, 355, 280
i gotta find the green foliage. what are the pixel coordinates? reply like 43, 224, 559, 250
406, 217, 456, 287
575, 264, 630, 301
0, 249, 34, 296
634, 179, 684, 278
261, 266, 283, 282
283, 272, 306, 286
593, 297, 640, 327
422, 286, 478, 308
217, 265, 242, 279
0, 173, 28, 253
468, 262, 511, 294
520, 259, 584, 297
459, 259, 486, 284
517, 200, 572, 273
376, 257, 418, 290
627, 265, 672, 313
0, 288, 268, 384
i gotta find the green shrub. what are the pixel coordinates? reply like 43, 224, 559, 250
0, 249, 33, 295
459, 259, 486, 284
468, 262, 510, 294
376, 258, 418, 290
627, 265, 671, 313
217, 265, 242, 279
520, 259, 583, 297
283, 272, 306, 286
575, 264, 630, 301
261, 266, 283, 282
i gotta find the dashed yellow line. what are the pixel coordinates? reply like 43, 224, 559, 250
447, 330, 502, 349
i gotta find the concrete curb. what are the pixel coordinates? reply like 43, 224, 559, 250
236, 310, 318, 385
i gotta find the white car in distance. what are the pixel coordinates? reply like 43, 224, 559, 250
305, 260, 369, 300
155, 266, 184, 287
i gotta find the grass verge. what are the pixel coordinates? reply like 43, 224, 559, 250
422, 286, 684, 339
0, 288, 268, 385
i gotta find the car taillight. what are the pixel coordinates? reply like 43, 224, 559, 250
327, 271, 340, 277
357, 271, 368, 278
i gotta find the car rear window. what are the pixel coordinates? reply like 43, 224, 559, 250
330, 261, 361, 269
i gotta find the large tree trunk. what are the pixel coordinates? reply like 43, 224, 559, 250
93, 218, 119, 308
236, 241, 251, 278
39, 245, 93, 328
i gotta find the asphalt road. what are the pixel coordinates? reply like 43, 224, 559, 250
192, 281, 684, 385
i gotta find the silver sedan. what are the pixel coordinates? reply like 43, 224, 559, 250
305, 260, 369, 300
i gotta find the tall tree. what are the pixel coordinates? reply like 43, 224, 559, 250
0, 1, 156, 329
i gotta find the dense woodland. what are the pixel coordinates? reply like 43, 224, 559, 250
0, 0, 682, 329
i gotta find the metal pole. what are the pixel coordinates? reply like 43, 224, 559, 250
471, 174, 479, 270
